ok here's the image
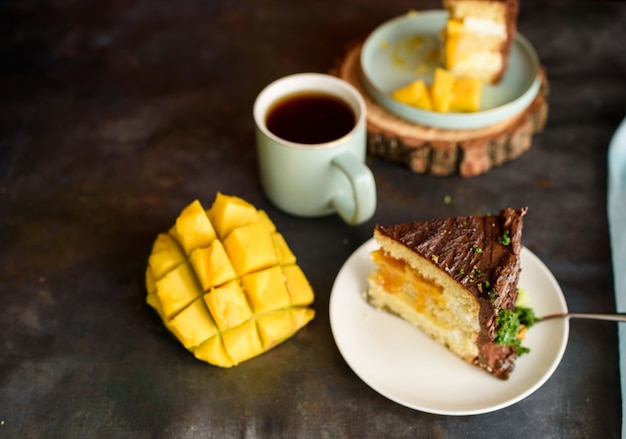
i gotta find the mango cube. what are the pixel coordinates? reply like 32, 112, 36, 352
209, 192, 259, 239
242, 266, 291, 314
392, 79, 433, 111
257, 308, 315, 350
443, 20, 464, 68
450, 77, 482, 112
272, 233, 296, 265
173, 200, 217, 255
155, 262, 202, 319
169, 298, 218, 349
290, 308, 316, 335
283, 265, 315, 306
392, 64, 483, 114
145, 269, 164, 319
145, 194, 315, 367
257, 210, 277, 233
190, 240, 237, 291
257, 311, 295, 349
194, 335, 233, 367
221, 319, 265, 365
223, 221, 277, 276
431, 67, 455, 113
204, 280, 253, 331
148, 233, 185, 280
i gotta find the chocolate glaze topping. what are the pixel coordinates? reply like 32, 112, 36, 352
376, 207, 527, 379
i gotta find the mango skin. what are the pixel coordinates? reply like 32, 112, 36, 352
145, 193, 315, 367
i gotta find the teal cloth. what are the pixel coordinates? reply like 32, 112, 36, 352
608, 115, 626, 437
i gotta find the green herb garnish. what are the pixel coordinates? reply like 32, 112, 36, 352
498, 229, 512, 246
494, 307, 536, 356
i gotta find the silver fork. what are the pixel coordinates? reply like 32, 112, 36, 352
539, 312, 626, 323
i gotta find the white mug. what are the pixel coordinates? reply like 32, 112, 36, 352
253, 73, 376, 225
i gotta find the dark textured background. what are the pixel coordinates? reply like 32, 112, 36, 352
1, 1, 625, 437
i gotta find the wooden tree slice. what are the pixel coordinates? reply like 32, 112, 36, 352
333, 43, 549, 177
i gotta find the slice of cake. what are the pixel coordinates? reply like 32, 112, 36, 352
366, 207, 528, 379
441, 0, 519, 84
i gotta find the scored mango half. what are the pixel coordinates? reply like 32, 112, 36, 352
146, 193, 315, 367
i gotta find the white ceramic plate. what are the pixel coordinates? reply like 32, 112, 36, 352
329, 238, 569, 415
360, 11, 541, 129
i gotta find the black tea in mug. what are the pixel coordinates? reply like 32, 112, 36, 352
265, 92, 356, 145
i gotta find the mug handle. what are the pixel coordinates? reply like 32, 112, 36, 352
330, 152, 377, 225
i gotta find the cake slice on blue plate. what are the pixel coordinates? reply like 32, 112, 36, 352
441, 0, 519, 84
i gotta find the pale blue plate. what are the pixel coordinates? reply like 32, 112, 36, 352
361, 11, 541, 129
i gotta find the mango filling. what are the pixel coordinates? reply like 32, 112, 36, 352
371, 249, 446, 312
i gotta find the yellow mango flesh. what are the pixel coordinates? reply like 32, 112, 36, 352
145, 269, 163, 319
450, 77, 482, 112
223, 221, 278, 276
172, 200, 217, 255
221, 319, 265, 365
242, 266, 291, 314
209, 192, 259, 239
257, 210, 277, 233
155, 262, 202, 319
148, 233, 185, 280
391, 65, 483, 114
169, 298, 219, 349
190, 240, 237, 291
431, 67, 455, 113
145, 193, 315, 367
204, 280, 253, 331
291, 307, 316, 330
272, 233, 296, 265
194, 335, 233, 367
391, 79, 433, 111
283, 265, 315, 306
257, 311, 295, 349
443, 20, 463, 68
